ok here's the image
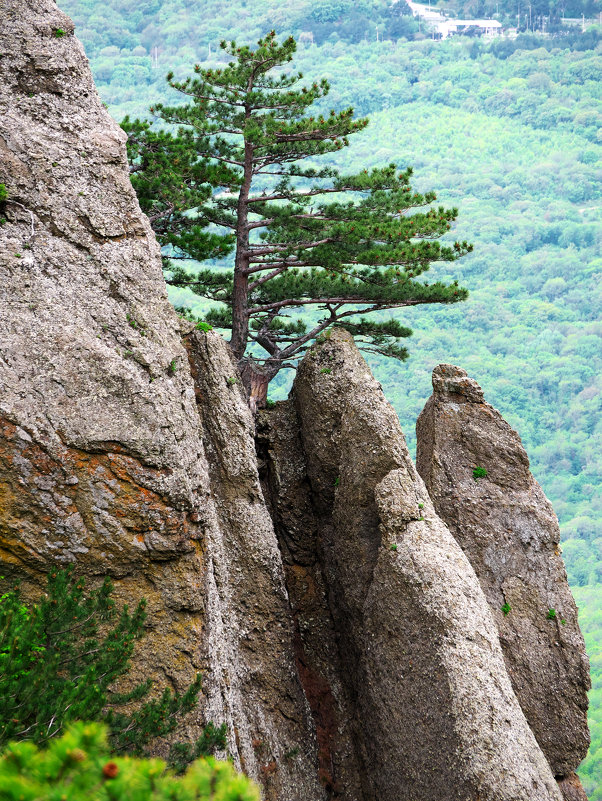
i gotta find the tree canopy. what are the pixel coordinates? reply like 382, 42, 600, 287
124, 32, 471, 407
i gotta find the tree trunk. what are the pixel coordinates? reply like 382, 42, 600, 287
239, 359, 276, 414
230, 105, 254, 360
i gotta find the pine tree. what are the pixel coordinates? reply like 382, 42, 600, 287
0, 722, 259, 801
0, 568, 225, 766
124, 32, 471, 408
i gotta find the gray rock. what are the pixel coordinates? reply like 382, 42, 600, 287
282, 329, 563, 801
0, 0, 211, 696
416, 363, 590, 783
185, 331, 325, 801
0, 5, 323, 798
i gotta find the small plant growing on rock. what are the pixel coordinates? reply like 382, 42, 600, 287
390, 543, 398, 551
501, 602, 511, 616
472, 466, 487, 480
265, 399, 276, 409
195, 321, 213, 332
168, 359, 177, 374
334, 476, 340, 487
53, 28, 66, 37
320, 367, 332, 375
0, 184, 7, 203
226, 376, 238, 386
547, 608, 557, 620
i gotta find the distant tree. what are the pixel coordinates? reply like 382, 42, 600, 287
123, 32, 471, 408
0, 568, 225, 770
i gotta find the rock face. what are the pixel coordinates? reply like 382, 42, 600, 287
416, 364, 590, 789
260, 329, 564, 801
0, 5, 324, 799
184, 331, 324, 801
0, 4, 590, 800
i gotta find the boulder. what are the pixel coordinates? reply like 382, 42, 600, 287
263, 330, 563, 801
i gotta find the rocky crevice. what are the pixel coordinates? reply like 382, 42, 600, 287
256, 401, 365, 800
182, 329, 326, 801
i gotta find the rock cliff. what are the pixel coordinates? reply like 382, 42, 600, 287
0, 3, 590, 800
0, 4, 323, 799
416, 364, 590, 799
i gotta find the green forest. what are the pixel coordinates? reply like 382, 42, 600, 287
60, 0, 601, 794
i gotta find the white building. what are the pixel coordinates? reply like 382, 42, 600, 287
437, 19, 503, 38
404, 2, 503, 39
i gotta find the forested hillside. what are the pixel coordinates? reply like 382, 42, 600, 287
60, 0, 601, 793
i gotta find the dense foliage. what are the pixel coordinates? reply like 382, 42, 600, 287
53, 0, 602, 789
573, 586, 602, 799
0, 569, 225, 769
0, 722, 259, 801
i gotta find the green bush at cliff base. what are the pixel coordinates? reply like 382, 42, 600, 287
0, 568, 225, 769
0, 721, 260, 801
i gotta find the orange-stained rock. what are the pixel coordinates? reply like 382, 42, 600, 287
0, 4, 325, 798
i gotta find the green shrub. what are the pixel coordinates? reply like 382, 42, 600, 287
195, 321, 213, 332
0, 568, 224, 767
0, 721, 260, 800
472, 466, 488, 480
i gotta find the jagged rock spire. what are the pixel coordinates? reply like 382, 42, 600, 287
417, 364, 590, 799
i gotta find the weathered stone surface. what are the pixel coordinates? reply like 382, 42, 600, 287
557, 772, 589, 801
0, 0, 211, 703
416, 364, 590, 783
0, 5, 323, 798
265, 329, 562, 801
185, 332, 325, 800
